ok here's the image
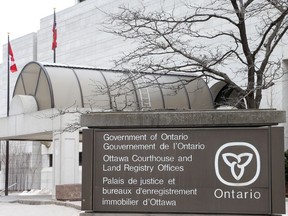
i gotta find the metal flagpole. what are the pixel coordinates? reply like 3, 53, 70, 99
5, 33, 10, 196
53, 8, 57, 63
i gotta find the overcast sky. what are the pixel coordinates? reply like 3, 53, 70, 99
0, 0, 75, 63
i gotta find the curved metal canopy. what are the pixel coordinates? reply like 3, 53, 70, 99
12, 61, 214, 113
210, 81, 247, 109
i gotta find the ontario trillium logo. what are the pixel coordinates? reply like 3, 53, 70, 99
222, 152, 253, 181
215, 142, 260, 186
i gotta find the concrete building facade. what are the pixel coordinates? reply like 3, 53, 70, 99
0, 0, 287, 194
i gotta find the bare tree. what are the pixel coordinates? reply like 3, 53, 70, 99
0, 141, 41, 191
102, 0, 288, 108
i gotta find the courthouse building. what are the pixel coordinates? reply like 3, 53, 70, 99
0, 0, 287, 194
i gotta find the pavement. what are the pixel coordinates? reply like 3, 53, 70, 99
0, 192, 81, 216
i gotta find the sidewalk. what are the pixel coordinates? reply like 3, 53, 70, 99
0, 192, 81, 216
0, 192, 81, 210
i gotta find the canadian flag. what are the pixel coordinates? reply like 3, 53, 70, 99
8, 42, 17, 73
52, 9, 57, 50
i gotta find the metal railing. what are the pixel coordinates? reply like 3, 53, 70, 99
0, 183, 17, 195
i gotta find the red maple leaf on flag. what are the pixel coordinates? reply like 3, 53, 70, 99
52, 10, 57, 50
8, 42, 17, 73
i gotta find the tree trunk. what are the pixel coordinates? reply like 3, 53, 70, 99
246, 93, 256, 109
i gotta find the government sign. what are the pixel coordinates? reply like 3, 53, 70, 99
81, 127, 285, 214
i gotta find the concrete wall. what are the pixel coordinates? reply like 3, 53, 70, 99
0, 33, 37, 117
0, 0, 286, 115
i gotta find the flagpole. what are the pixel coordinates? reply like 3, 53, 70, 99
53, 8, 57, 63
53, 48, 56, 63
5, 33, 10, 196
7, 34, 10, 116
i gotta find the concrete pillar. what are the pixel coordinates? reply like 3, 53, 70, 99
30, 141, 42, 189
282, 60, 288, 150
53, 131, 80, 185
52, 114, 80, 196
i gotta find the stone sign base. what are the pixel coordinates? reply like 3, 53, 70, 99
56, 184, 81, 201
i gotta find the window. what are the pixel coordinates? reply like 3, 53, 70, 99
49, 154, 53, 167
79, 152, 82, 166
